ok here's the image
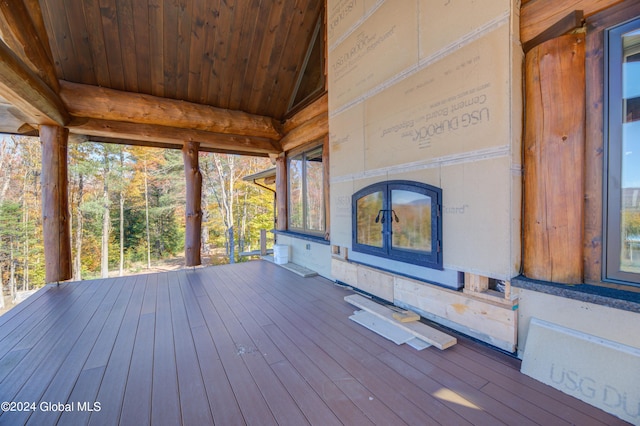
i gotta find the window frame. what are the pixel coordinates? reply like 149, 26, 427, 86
352, 180, 443, 270
287, 145, 325, 236
604, 16, 640, 286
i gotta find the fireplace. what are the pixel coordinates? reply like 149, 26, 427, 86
352, 180, 443, 270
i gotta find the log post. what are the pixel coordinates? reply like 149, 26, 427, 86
182, 141, 202, 266
41, 125, 72, 283
523, 33, 585, 284
323, 134, 330, 239
275, 154, 287, 231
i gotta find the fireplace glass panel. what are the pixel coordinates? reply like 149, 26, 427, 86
391, 189, 432, 253
356, 191, 383, 247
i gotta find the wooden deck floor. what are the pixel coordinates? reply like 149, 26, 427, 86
0, 260, 629, 425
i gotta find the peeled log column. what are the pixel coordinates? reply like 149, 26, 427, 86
523, 33, 585, 284
41, 125, 72, 283
275, 155, 287, 231
183, 141, 202, 266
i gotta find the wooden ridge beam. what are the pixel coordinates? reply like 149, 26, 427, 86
0, 0, 59, 92
60, 80, 283, 141
68, 117, 282, 156
0, 38, 69, 125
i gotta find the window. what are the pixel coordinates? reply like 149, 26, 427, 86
605, 17, 640, 285
352, 181, 442, 269
288, 146, 325, 235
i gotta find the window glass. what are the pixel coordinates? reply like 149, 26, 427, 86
287, 146, 325, 235
606, 19, 640, 283
289, 154, 304, 229
305, 148, 324, 232
391, 189, 432, 253
621, 28, 640, 274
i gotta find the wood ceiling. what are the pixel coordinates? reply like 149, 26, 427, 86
0, 0, 326, 156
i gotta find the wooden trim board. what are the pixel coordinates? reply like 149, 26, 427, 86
344, 294, 457, 350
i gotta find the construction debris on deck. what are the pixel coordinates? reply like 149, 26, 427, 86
344, 294, 457, 351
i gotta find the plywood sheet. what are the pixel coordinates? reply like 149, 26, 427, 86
328, 1, 419, 111
419, 0, 511, 59
363, 24, 511, 171
357, 264, 394, 302
521, 318, 640, 425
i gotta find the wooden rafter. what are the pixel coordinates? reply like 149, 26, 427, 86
0, 37, 69, 126
60, 81, 283, 141
0, 0, 59, 92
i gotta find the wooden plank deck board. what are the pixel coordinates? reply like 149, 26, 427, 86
2, 279, 114, 426
301, 274, 627, 425
233, 265, 478, 426
58, 276, 138, 426
222, 266, 456, 426
201, 268, 311, 426
168, 271, 214, 426
25, 277, 126, 426
177, 271, 245, 426
219, 269, 403, 425
89, 274, 148, 426
0, 278, 108, 406
0, 260, 631, 426
118, 274, 157, 426
149, 272, 181, 426
187, 269, 279, 425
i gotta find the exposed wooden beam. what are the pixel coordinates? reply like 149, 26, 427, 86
0, 38, 69, 125
68, 135, 270, 157
522, 10, 584, 53
68, 117, 282, 156
281, 92, 327, 134
280, 112, 328, 152
0, 0, 59, 91
520, 0, 623, 45
60, 81, 283, 140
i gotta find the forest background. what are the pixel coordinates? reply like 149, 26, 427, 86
0, 135, 275, 307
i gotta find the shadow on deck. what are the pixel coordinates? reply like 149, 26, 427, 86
0, 260, 629, 425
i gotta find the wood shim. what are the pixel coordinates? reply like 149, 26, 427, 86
392, 310, 420, 323
344, 294, 457, 350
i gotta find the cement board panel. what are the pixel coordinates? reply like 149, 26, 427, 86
419, 0, 511, 59
327, 0, 380, 46
521, 318, 640, 425
330, 104, 365, 178
330, 180, 355, 247
364, 24, 511, 171
328, 1, 419, 111
440, 156, 512, 278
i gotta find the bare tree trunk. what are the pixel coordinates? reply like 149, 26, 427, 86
22, 171, 29, 290
144, 159, 151, 269
119, 150, 125, 276
119, 190, 124, 276
101, 149, 110, 279
74, 174, 83, 281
